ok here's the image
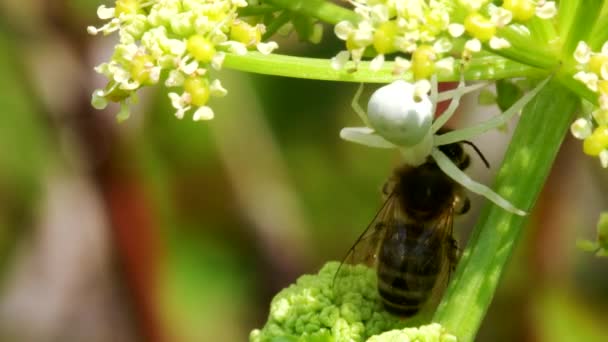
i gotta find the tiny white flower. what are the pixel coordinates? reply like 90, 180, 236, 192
392, 56, 412, 75
257, 41, 279, 54
600, 150, 608, 168
211, 52, 226, 70
370, 4, 389, 23
334, 21, 353, 40
225, 41, 248, 55
464, 38, 482, 53
570, 118, 593, 139
536, 1, 557, 19
350, 47, 365, 64
182, 59, 199, 75
490, 6, 512, 27
331, 50, 350, 70
574, 41, 591, 64
414, 80, 431, 97
448, 24, 465, 38
435, 57, 455, 75
193, 106, 215, 121
593, 108, 608, 125
210, 79, 228, 97
370, 54, 385, 71
573, 71, 599, 91
169, 92, 190, 119
489, 37, 511, 49
97, 5, 115, 20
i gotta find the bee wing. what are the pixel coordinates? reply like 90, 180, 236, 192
333, 193, 399, 289
418, 208, 459, 313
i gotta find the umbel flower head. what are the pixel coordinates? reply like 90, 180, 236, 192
331, 0, 556, 77
88, 0, 278, 122
250, 262, 457, 342
571, 41, 608, 168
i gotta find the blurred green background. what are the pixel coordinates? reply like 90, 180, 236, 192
0, 1, 607, 341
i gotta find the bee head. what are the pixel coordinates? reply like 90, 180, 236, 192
437, 143, 470, 170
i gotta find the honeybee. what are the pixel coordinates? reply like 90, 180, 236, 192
335, 137, 488, 316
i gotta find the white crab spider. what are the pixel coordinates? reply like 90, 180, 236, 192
341, 76, 550, 216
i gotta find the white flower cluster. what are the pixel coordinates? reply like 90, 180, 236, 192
89, 0, 278, 121
571, 41, 608, 167
332, 0, 557, 78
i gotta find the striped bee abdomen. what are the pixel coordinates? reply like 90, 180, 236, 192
376, 222, 444, 316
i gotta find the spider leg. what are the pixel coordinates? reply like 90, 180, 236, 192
351, 83, 370, 126
430, 74, 438, 115
431, 148, 527, 216
340, 127, 396, 148
434, 76, 551, 146
432, 73, 465, 133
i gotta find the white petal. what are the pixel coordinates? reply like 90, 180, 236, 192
574, 41, 591, 64
448, 24, 465, 37
370, 54, 385, 71
489, 37, 511, 50
257, 41, 279, 55
536, 1, 557, 19
570, 118, 592, 139
334, 21, 354, 40
97, 5, 115, 20
211, 52, 226, 70
331, 51, 350, 70
210, 79, 228, 97
193, 106, 214, 121
465, 39, 482, 52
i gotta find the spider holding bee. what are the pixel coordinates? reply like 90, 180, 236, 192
335, 75, 550, 315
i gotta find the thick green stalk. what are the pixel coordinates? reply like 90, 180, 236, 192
223, 52, 545, 83
433, 80, 579, 341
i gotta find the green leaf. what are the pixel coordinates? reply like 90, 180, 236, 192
495, 79, 524, 112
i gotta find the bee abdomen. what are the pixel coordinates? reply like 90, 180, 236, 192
376, 265, 439, 316
376, 227, 444, 316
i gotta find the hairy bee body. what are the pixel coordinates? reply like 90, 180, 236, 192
336, 141, 472, 316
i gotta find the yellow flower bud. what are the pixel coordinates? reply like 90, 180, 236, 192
187, 35, 216, 63
184, 77, 210, 107
464, 13, 496, 42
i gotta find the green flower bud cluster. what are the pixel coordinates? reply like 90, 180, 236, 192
88, 0, 278, 122
250, 262, 403, 342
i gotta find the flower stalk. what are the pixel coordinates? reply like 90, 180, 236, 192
433, 79, 579, 341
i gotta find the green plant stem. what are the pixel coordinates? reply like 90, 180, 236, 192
433, 80, 579, 341
263, 0, 359, 24
223, 52, 545, 83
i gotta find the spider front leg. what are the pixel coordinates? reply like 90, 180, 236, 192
351, 83, 369, 126
432, 148, 527, 216
432, 75, 491, 134
435, 76, 551, 146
